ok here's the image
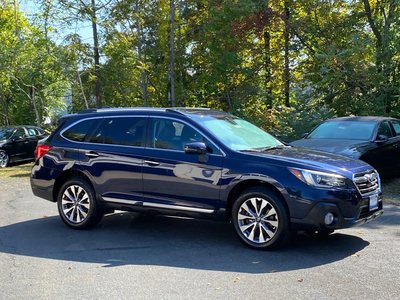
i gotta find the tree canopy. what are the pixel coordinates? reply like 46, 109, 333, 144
1, 0, 399, 140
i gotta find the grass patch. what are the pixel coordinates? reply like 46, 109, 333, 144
381, 177, 400, 205
0, 162, 34, 180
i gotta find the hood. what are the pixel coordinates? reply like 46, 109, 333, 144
245, 146, 370, 174
290, 139, 368, 158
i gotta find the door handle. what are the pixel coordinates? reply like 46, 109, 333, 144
86, 151, 99, 158
144, 160, 160, 166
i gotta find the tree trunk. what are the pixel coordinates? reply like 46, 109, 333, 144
283, 1, 290, 107
31, 86, 41, 127
13, 0, 41, 125
169, 0, 176, 107
77, 69, 89, 109
264, 29, 272, 107
136, 0, 147, 107
177, 1, 185, 107
91, 0, 102, 108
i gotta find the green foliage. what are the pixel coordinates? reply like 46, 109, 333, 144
2, 0, 400, 132
272, 96, 336, 142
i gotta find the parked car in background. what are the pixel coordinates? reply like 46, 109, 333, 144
0, 125, 48, 168
290, 116, 400, 177
31, 108, 383, 250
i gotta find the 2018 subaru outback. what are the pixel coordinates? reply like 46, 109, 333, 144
30, 108, 383, 250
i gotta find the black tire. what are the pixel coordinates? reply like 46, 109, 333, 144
57, 177, 103, 229
0, 150, 9, 168
232, 187, 290, 250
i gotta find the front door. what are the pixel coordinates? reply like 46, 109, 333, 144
11, 127, 29, 160
368, 121, 399, 175
142, 117, 223, 213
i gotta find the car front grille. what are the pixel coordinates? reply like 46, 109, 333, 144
353, 170, 380, 197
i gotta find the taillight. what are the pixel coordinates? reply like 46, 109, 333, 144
35, 145, 52, 160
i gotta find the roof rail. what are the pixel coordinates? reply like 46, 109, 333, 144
166, 107, 212, 115
165, 108, 185, 115
78, 109, 97, 114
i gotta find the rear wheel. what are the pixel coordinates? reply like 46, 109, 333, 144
0, 150, 9, 168
232, 187, 290, 250
57, 177, 103, 229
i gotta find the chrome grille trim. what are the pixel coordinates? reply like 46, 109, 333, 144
353, 169, 380, 197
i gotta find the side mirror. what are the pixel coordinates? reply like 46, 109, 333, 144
301, 133, 308, 139
376, 134, 388, 143
184, 142, 207, 155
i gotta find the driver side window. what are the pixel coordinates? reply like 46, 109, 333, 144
150, 118, 218, 153
13, 128, 26, 138
377, 121, 394, 138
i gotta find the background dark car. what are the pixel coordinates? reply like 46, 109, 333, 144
0, 125, 48, 168
290, 116, 400, 177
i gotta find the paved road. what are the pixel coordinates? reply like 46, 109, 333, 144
1, 179, 399, 300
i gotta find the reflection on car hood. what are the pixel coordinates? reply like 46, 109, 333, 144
290, 139, 368, 156
248, 146, 370, 173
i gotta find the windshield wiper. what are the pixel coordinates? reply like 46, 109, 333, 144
239, 149, 262, 153
239, 145, 292, 153
257, 145, 292, 152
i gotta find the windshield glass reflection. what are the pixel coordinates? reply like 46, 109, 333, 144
193, 115, 282, 151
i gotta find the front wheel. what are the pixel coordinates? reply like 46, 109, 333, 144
0, 150, 9, 168
57, 177, 103, 229
232, 187, 290, 250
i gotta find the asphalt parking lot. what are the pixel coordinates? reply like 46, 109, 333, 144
1, 176, 399, 300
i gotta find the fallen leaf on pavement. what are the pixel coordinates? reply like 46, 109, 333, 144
351, 254, 360, 257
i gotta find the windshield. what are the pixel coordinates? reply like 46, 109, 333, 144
0, 128, 13, 140
307, 121, 375, 140
192, 115, 283, 151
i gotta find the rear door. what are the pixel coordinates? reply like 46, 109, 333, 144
25, 127, 45, 159
389, 120, 400, 168
142, 117, 223, 213
79, 116, 147, 204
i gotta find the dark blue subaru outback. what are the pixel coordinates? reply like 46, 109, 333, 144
31, 108, 383, 250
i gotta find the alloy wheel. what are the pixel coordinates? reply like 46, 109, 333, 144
61, 185, 91, 224
0, 151, 9, 168
237, 197, 279, 243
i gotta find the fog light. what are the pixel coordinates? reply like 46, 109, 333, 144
324, 212, 334, 225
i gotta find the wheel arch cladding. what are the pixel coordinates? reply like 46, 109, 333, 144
53, 169, 94, 202
225, 179, 290, 222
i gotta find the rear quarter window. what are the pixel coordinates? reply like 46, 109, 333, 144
62, 119, 99, 142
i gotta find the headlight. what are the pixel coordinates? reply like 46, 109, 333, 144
289, 168, 347, 188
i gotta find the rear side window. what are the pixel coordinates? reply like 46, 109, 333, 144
62, 119, 99, 142
390, 121, 400, 136
92, 117, 146, 147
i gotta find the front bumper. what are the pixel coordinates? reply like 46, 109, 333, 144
290, 200, 384, 231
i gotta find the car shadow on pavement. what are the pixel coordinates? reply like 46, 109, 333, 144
0, 211, 371, 273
